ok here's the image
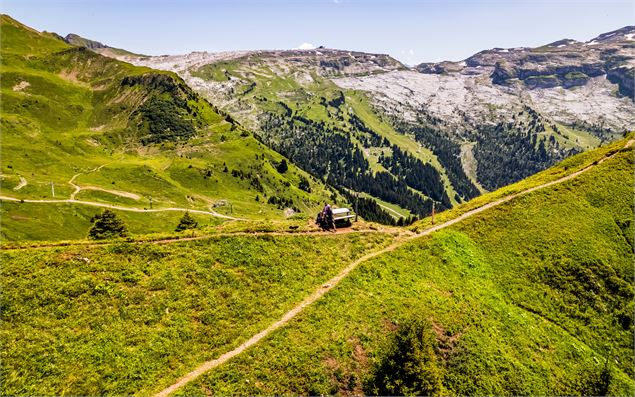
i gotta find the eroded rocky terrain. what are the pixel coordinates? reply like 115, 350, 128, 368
116, 27, 634, 132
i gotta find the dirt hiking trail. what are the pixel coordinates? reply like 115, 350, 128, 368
1, 227, 401, 252
153, 141, 633, 396
0, 196, 245, 221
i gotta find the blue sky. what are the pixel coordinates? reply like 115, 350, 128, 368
2, 0, 633, 64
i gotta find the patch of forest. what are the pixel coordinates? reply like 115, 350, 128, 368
258, 111, 449, 221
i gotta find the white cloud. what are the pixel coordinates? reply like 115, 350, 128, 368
396, 48, 419, 66
295, 42, 316, 50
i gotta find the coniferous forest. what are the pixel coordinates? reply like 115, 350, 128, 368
259, 112, 443, 219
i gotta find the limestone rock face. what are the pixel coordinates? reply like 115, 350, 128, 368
113, 27, 634, 140
416, 26, 635, 99
607, 66, 635, 98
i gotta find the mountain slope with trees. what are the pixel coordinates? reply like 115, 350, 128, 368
0, 15, 341, 240
112, 27, 634, 223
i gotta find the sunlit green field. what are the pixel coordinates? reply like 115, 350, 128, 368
176, 146, 634, 396
0, 14, 338, 242
1, 232, 393, 395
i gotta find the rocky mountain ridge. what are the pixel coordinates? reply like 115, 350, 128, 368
110, 27, 635, 132
417, 26, 634, 97
64, 26, 635, 220
121, 47, 405, 76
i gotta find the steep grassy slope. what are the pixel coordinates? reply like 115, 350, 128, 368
0, 15, 338, 240
0, 232, 393, 395
412, 135, 633, 232
1, 137, 631, 396
176, 143, 634, 396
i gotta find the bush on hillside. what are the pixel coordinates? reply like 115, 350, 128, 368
579, 362, 612, 396
298, 175, 311, 192
276, 159, 288, 173
88, 209, 128, 240
366, 317, 443, 396
175, 212, 198, 232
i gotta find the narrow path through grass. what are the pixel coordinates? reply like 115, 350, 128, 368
13, 176, 27, 191
153, 139, 633, 396
1, 228, 397, 251
0, 196, 245, 220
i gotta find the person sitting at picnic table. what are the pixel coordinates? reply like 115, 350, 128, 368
322, 202, 336, 232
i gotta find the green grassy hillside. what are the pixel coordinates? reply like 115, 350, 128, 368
0, 15, 339, 241
1, 136, 632, 396
0, 231, 394, 395
175, 142, 634, 395
0, 201, 226, 241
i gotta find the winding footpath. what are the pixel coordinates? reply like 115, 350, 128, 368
13, 176, 27, 191
153, 140, 633, 397
1, 162, 245, 221
2, 228, 398, 252
67, 165, 143, 201
0, 196, 245, 221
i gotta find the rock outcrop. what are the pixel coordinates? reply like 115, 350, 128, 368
64, 33, 108, 49
607, 66, 635, 98
417, 26, 635, 99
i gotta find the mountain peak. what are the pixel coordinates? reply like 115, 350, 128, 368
545, 38, 580, 48
413, 26, 635, 101
61, 32, 145, 57
63, 33, 108, 49
588, 25, 635, 43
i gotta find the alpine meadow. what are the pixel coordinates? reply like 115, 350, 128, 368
0, 3, 634, 397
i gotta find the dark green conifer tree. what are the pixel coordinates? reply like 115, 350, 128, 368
88, 209, 128, 240
175, 212, 198, 232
